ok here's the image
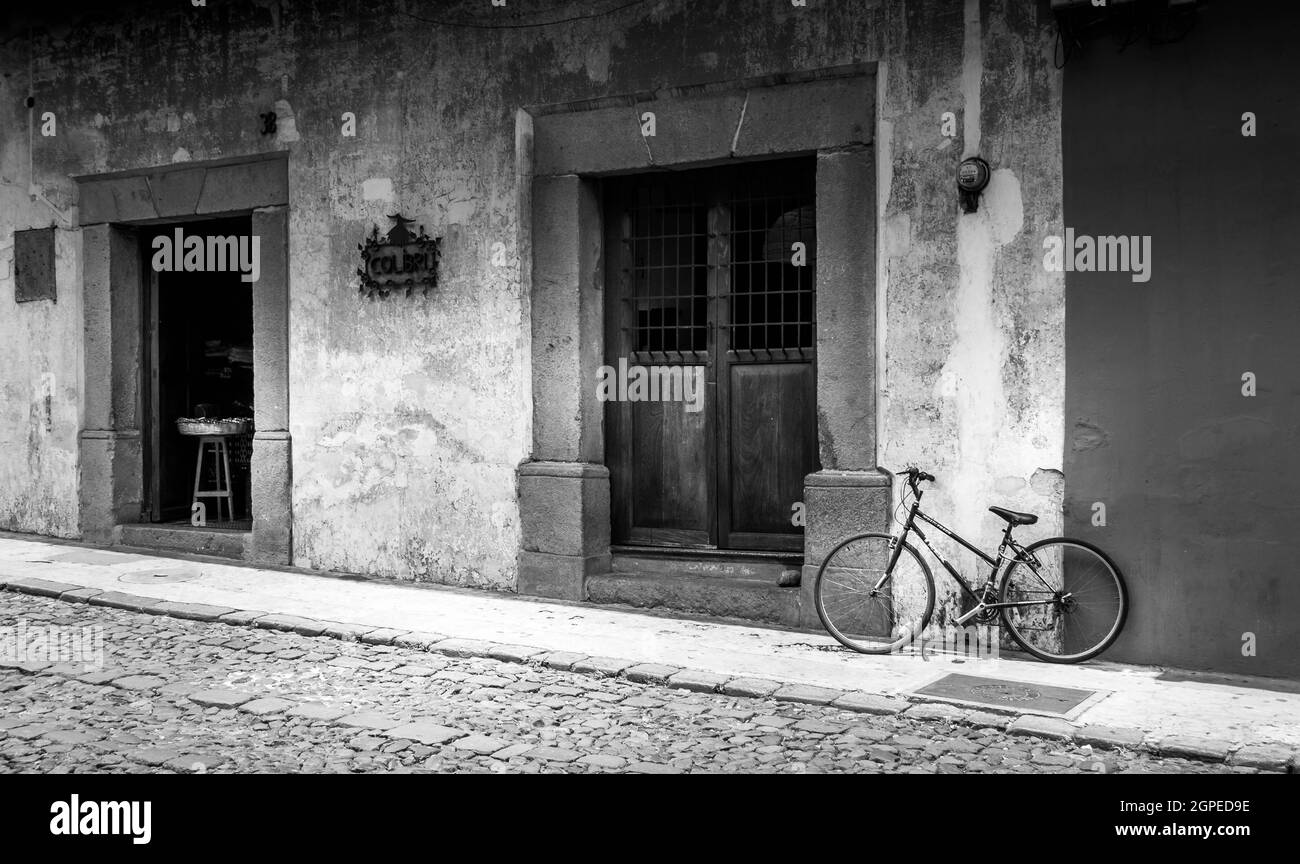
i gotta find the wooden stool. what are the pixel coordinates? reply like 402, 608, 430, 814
192, 435, 235, 523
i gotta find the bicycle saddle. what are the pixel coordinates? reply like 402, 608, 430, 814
989, 506, 1037, 526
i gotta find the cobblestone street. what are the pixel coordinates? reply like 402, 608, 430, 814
0, 592, 1248, 774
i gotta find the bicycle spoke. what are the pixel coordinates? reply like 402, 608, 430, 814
1001, 541, 1125, 661
815, 534, 933, 653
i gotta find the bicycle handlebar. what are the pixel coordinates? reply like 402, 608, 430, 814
899, 466, 935, 484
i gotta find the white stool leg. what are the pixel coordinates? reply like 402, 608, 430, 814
192, 438, 206, 518
220, 437, 234, 522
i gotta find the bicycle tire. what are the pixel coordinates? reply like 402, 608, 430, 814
815, 532, 935, 655
998, 536, 1128, 663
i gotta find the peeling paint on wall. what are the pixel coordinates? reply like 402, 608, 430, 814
878, 0, 1064, 621
0, 223, 81, 538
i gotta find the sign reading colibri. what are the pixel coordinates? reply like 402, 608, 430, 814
357, 213, 442, 299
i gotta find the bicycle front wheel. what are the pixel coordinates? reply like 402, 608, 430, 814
815, 533, 935, 654
998, 537, 1128, 663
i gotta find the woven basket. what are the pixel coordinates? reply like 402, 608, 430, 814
175, 418, 253, 436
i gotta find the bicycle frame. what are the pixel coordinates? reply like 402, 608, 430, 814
882, 485, 1053, 623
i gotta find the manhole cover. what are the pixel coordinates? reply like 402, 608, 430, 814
968, 683, 1041, 702
118, 570, 199, 585
912, 673, 1098, 716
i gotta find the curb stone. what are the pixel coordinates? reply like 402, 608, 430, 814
486, 644, 545, 663
623, 663, 681, 684
254, 614, 329, 637
219, 610, 268, 626
86, 591, 155, 613
571, 656, 635, 676
773, 683, 844, 706
1074, 724, 1146, 751
666, 669, 729, 693
431, 637, 497, 657
155, 601, 238, 622
0, 580, 1283, 769
5, 577, 83, 598
903, 702, 971, 723
1007, 714, 1075, 741
59, 587, 104, 603
721, 677, 782, 698
904, 702, 1019, 728
830, 692, 909, 716
392, 631, 446, 651
537, 651, 588, 671
320, 621, 373, 640
359, 628, 410, 645
1228, 742, 1293, 772
1154, 735, 1234, 762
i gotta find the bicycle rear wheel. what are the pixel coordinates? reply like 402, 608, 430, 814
998, 537, 1128, 663
814, 533, 935, 654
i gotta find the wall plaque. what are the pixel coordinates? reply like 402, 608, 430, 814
357, 214, 442, 299
14, 227, 57, 303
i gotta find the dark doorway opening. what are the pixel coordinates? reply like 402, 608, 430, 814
603, 157, 820, 553
140, 216, 255, 528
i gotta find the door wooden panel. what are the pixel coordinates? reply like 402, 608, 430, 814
727, 363, 816, 550
624, 387, 710, 545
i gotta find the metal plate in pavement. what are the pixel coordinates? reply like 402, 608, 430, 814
911, 673, 1098, 716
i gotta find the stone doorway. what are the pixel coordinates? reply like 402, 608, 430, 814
516, 67, 890, 628
74, 152, 292, 564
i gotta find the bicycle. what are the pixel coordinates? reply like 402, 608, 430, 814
813, 467, 1128, 663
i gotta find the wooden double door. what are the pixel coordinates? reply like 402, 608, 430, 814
604, 158, 820, 552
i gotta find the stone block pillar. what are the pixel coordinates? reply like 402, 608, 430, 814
78, 224, 143, 542
250, 205, 293, 564
799, 147, 891, 626
516, 174, 610, 600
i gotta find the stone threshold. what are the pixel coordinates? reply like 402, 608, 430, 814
117, 523, 249, 561
1, 574, 1292, 773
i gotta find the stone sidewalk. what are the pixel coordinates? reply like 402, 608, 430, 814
0, 534, 1296, 771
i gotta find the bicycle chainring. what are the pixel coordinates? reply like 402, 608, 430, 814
973, 588, 1001, 624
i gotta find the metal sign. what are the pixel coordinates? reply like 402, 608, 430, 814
356, 214, 441, 299
14, 227, 57, 303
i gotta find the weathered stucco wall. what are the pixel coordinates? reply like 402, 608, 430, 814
0, 221, 82, 538
877, 0, 1064, 622
0, 0, 1063, 597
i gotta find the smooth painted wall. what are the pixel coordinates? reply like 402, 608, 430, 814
1063, 0, 1300, 678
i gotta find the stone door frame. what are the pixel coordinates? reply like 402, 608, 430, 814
74, 151, 292, 564
515, 65, 890, 625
